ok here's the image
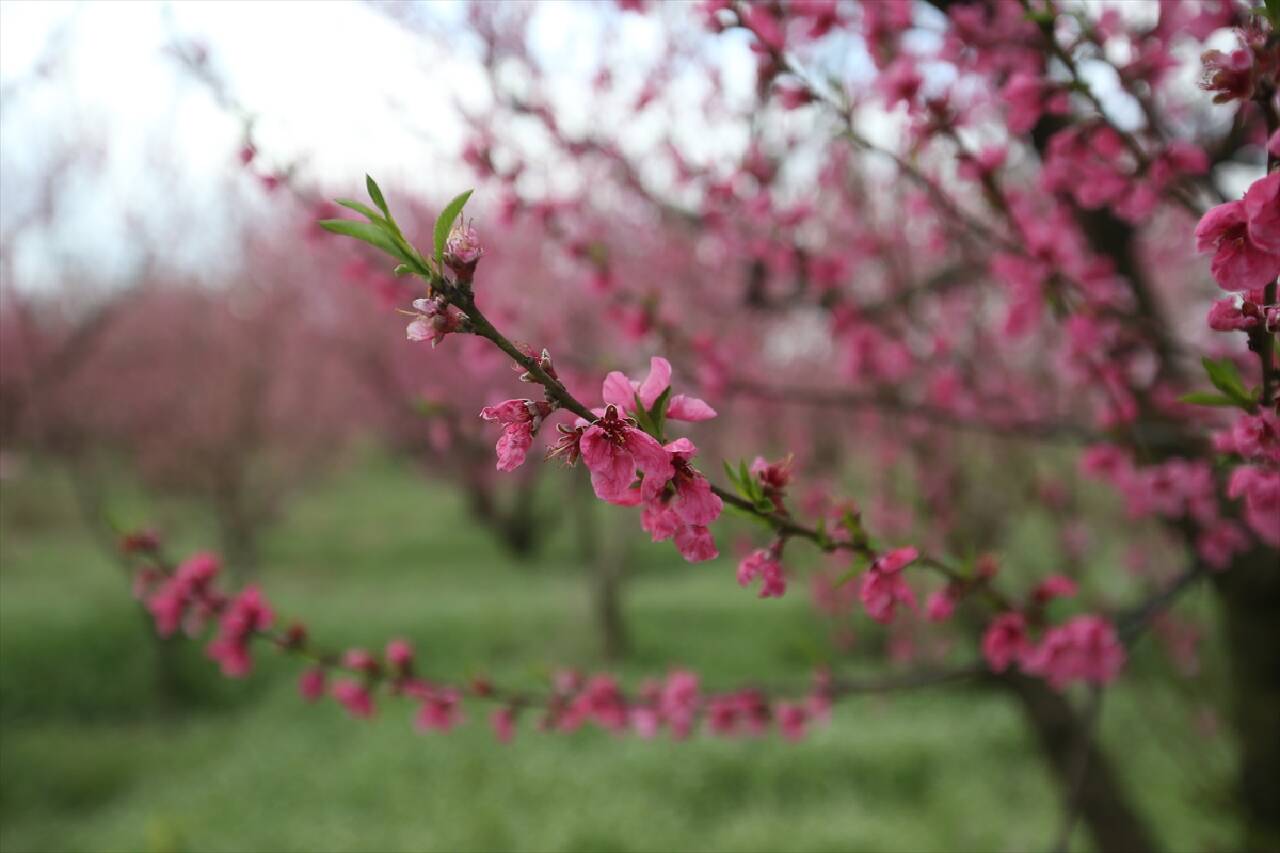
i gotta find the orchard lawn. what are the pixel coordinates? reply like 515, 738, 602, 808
0, 452, 1235, 852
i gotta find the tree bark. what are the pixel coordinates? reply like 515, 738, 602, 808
574, 475, 628, 660
1213, 545, 1280, 852
1004, 672, 1161, 853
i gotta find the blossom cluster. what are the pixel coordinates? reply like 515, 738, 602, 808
982, 611, 1126, 691
126, 537, 834, 743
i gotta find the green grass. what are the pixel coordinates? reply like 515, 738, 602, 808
0, 453, 1238, 852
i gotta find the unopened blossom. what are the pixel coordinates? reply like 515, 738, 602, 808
738, 545, 786, 599
480, 399, 555, 472
386, 639, 414, 673
600, 356, 717, 422
1022, 615, 1125, 690
982, 612, 1029, 673
444, 220, 484, 281
578, 405, 673, 503
750, 454, 793, 511
1195, 199, 1280, 292
406, 297, 466, 346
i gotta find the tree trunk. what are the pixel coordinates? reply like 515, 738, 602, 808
1004, 672, 1160, 853
1213, 545, 1280, 851
574, 476, 628, 660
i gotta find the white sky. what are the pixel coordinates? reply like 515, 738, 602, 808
0, 0, 733, 290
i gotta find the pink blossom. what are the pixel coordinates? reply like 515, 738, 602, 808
386, 639, 414, 672
737, 546, 787, 598
1230, 412, 1280, 462
1001, 72, 1068, 134
343, 648, 380, 675
332, 679, 375, 719
299, 667, 327, 702
406, 297, 466, 346
741, 3, 785, 52
640, 501, 681, 542
205, 585, 273, 677
490, 707, 517, 743
480, 399, 553, 472
872, 547, 919, 574
579, 405, 673, 503
1197, 520, 1252, 570
1242, 173, 1280, 255
601, 356, 716, 422
1032, 575, 1078, 605
982, 612, 1029, 673
1200, 45, 1255, 103
776, 703, 809, 741
859, 565, 916, 624
1195, 199, 1280, 292
664, 438, 723, 526
1022, 615, 1125, 690
1227, 466, 1280, 547
416, 688, 463, 732
925, 587, 956, 622
1207, 297, 1259, 332
878, 56, 922, 108
659, 670, 700, 739
444, 220, 484, 280
673, 524, 718, 562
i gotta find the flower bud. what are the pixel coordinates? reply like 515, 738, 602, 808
444, 220, 484, 282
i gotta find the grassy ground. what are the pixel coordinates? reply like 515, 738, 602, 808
0, 453, 1237, 852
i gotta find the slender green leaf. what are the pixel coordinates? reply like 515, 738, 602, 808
723, 461, 742, 490
1178, 392, 1241, 408
434, 189, 474, 267
648, 386, 672, 438
335, 198, 387, 224
318, 219, 411, 264
366, 175, 389, 217
1201, 356, 1255, 407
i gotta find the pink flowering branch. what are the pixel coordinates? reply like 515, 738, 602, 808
124, 536, 983, 742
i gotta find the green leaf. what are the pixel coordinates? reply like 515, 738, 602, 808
433, 189, 474, 268
1264, 0, 1280, 25
335, 198, 387, 224
631, 394, 658, 437
392, 264, 413, 277
1200, 357, 1256, 407
1178, 392, 1241, 408
318, 219, 411, 264
647, 386, 672, 438
366, 175, 389, 217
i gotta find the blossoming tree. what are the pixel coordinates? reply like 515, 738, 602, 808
114, 1, 1278, 850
